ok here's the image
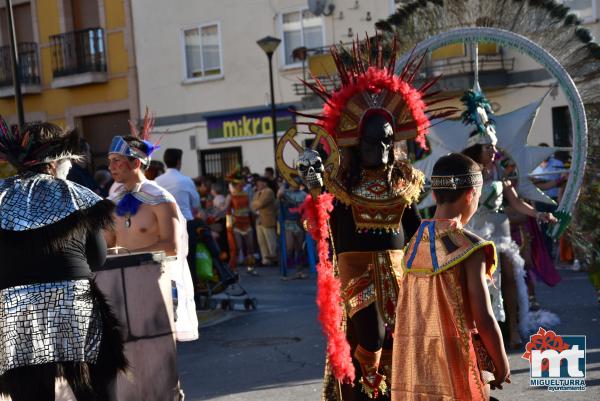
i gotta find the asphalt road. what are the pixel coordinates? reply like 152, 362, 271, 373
177, 266, 600, 401
178, 267, 325, 401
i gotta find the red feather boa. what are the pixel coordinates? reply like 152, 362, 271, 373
297, 193, 355, 383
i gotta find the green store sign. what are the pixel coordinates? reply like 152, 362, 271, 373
206, 107, 296, 143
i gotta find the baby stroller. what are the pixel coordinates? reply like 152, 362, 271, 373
192, 220, 257, 311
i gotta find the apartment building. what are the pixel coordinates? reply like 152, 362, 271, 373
0, 0, 138, 169
131, 0, 598, 177
131, 0, 403, 177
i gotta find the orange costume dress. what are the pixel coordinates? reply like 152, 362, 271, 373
392, 219, 497, 401
230, 190, 252, 233
226, 188, 256, 269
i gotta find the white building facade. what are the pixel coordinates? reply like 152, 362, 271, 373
131, 0, 598, 178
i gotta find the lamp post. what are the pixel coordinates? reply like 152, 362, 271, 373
5, 0, 25, 130
256, 36, 281, 173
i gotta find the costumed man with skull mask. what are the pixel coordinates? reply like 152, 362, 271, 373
277, 37, 452, 401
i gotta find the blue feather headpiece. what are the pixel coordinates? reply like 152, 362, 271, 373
109, 107, 160, 166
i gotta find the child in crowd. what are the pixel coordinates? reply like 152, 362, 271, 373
208, 183, 229, 257
392, 153, 510, 401
277, 182, 309, 278
225, 171, 257, 275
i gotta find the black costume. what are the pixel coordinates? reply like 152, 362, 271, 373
0, 121, 126, 401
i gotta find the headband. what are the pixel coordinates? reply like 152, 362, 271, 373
430, 172, 483, 190
109, 136, 159, 166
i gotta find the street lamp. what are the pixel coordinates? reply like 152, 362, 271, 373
5, 0, 25, 130
256, 35, 281, 173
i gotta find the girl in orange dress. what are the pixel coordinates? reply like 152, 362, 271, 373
225, 170, 257, 275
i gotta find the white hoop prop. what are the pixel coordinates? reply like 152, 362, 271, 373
397, 27, 588, 235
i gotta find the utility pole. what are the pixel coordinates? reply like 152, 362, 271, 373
5, 0, 25, 130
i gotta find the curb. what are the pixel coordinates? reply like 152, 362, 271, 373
196, 309, 240, 329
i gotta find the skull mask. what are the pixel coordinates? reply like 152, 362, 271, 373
297, 149, 324, 190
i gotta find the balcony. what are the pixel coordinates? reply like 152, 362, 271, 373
290, 43, 345, 99
50, 28, 107, 88
291, 42, 516, 99
0, 42, 41, 98
420, 54, 516, 92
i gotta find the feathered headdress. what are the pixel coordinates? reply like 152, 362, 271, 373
109, 107, 160, 166
297, 34, 455, 150
224, 165, 245, 184
0, 116, 81, 170
461, 89, 498, 148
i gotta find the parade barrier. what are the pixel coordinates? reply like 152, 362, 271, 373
95, 251, 180, 401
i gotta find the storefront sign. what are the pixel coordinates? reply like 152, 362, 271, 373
206, 107, 295, 143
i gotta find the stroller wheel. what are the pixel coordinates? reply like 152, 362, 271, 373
244, 298, 257, 311
199, 298, 210, 310
221, 299, 233, 310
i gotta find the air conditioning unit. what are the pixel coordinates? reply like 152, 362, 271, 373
308, 0, 335, 16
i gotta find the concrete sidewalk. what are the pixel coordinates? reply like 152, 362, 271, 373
179, 266, 323, 400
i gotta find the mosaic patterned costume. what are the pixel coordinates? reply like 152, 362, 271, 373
391, 219, 497, 401
0, 172, 126, 399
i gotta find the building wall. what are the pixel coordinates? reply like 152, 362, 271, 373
0, 0, 138, 161
134, 0, 597, 178
133, 0, 391, 177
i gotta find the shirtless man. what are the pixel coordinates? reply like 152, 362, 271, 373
105, 146, 179, 256
104, 134, 198, 342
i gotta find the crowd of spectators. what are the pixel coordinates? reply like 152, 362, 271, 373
61, 143, 311, 292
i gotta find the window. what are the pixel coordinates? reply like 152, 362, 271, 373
199, 147, 242, 179
182, 23, 222, 81
388, 0, 402, 15
0, 2, 34, 45
557, 0, 597, 23
281, 10, 324, 66
552, 106, 572, 147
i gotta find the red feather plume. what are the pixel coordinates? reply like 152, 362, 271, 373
296, 34, 456, 150
297, 193, 355, 384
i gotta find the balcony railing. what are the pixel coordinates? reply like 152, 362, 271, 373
50, 28, 106, 78
293, 77, 340, 96
290, 43, 344, 97
0, 42, 40, 87
292, 43, 514, 96
425, 54, 515, 77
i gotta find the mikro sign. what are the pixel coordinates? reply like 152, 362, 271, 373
206, 107, 295, 143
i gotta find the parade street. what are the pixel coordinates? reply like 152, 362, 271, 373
178, 266, 600, 401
